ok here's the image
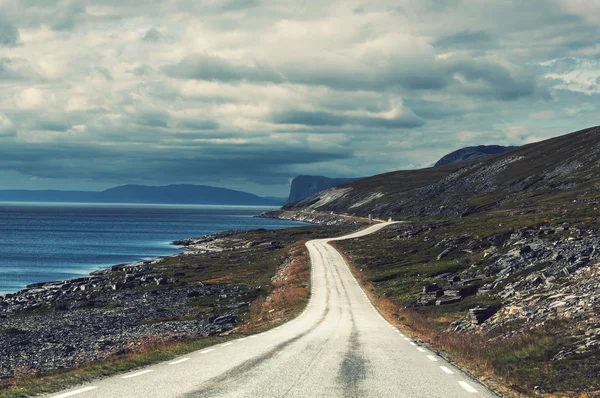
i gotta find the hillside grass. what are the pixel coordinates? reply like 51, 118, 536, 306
334, 208, 600, 397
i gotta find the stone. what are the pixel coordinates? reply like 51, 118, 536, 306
436, 296, 462, 306
437, 248, 451, 260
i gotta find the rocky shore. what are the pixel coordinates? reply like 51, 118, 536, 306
0, 225, 349, 381
259, 209, 365, 226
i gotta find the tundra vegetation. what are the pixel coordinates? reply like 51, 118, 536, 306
0, 225, 352, 397
276, 126, 600, 396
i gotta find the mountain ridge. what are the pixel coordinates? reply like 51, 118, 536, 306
434, 144, 518, 166
0, 184, 285, 206
283, 125, 600, 218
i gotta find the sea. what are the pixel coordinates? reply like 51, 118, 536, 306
0, 203, 306, 295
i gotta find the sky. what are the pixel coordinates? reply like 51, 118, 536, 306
0, 0, 599, 197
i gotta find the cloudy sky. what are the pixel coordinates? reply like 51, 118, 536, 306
0, 0, 598, 196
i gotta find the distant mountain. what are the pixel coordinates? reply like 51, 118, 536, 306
0, 184, 282, 206
435, 145, 518, 166
287, 175, 360, 203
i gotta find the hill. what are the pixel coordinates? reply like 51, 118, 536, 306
281, 125, 600, 395
287, 175, 359, 203
0, 184, 284, 206
434, 145, 518, 166
284, 126, 600, 218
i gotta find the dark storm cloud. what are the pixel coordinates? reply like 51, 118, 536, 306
221, 0, 260, 11
143, 28, 164, 43
0, 17, 21, 47
0, 58, 41, 81
164, 54, 282, 83
178, 120, 220, 130
433, 30, 494, 50
404, 99, 465, 120
0, 140, 353, 186
443, 57, 547, 101
51, 2, 86, 31
273, 110, 424, 129
34, 120, 72, 132
164, 52, 541, 102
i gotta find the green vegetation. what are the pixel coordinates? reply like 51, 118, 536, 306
335, 207, 600, 396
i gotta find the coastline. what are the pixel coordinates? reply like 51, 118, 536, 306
0, 203, 305, 297
0, 209, 358, 300
0, 210, 357, 387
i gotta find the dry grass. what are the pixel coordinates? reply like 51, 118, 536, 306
240, 240, 310, 331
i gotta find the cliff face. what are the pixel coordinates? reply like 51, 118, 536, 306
286, 175, 358, 203
284, 126, 600, 218
434, 145, 518, 166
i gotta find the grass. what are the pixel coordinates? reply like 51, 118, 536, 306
334, 210, 600, 396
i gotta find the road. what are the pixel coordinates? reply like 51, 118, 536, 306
49, 222, 497, 398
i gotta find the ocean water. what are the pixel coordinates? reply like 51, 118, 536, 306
0, 203, 305, 295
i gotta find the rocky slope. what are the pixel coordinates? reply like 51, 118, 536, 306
335, 211, 600, 394
285, 126, 600, 219
286, 175, 358, 203
434, 145, 518, 166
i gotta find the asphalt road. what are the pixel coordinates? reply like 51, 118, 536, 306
48, 222, 498, 398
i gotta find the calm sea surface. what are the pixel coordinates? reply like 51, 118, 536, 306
0, 203, 305, 295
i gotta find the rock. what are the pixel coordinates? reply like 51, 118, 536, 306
436, 296, 462, 305
423, 284, 442, 294
468, 307, 498, 325
437, 248, 451, 260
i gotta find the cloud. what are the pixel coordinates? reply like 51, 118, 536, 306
178, 120, 220, 130
433, 30, 494, 50
0, 114, 16, 137
165, 54, 282, 83
443, 57, 548, 101
0, 0, 597, 195
0, 17, 21, 47
142, 28, 164, 43
273, 109, 424, 129
51, 2, 87, 31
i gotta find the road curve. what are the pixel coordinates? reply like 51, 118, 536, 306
48, 222, 497, 398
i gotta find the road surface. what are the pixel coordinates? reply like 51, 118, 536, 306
48, 222, 497, 398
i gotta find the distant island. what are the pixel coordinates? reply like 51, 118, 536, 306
0, 184, 286, 206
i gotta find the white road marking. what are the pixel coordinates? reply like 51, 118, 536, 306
458, 381, 478, 393
409, 342, 417, 346
249, 335, 257, 339
169, 358, 191, 365
426, 355, 438, 362
238, 337, 247, 341
403, 337, 410, 341
221, 342, 233, 347
417, 347, 426, 352
122, 369, 153, 379
200, 348, 215, 354
50, 387, 98, 398
440, 366, 454, 374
